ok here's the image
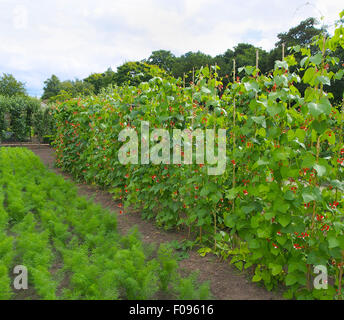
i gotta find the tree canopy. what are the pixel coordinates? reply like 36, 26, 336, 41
84, 68, 116, 94
41, 75, 61, 100
146, 50, 176, 72
114, 61, 167, 87
275, 17, 324, 47
0, 73, 26, 97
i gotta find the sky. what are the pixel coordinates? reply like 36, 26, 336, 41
0, 0, 343, 97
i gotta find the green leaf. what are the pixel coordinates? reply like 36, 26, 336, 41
201, 87, 211, 94
295, 128, 306, 142
268, 263, 282, 276
283, 289, 294, 299
273, 149, 290, 161
300, 56, 308, 68
288, 261, 307, 273
285, 273, 298, 286
267, 103, 284, 117
276, 235, 287, 246
226, 188, 239, 200
307, 250, 328, 265
301, 154, 315, 169
244, 66, 255, 75
224, 214, 236, 228
201, 67, 210, 77
248, 239, 260, 249
264, 211, 275, 221
328, 236, 340, 249
318, 97, 331, 115
253, 158, 269, 169
278, 214, 291, 227
197, 247, 212, 257
287, 129, 295, 141
252, 274, 262, 282
243, 205, 256, 214
257, 159, 269, 166
312, 120, 327, 134
268, 127, 281, 139
284, 190, 295, 201
329, 180, 344, 191
316, 76, 330, 86
257, 228, 270, 238
313, 164, 326, 177
200, 186, 210, 197
251, 215, 261, 228
302, 187, 321, 203
293, 45, 301, 53
310, 53, 322, 65
273, 198, 290, 213
334, 69, 344, 80
251, 116, 266, 128
210, 192, 222, 203
308, 98, 331, 118
244, 81, 259, 93
303, 67, 316, 84
308, 102, 322, 117
234, 261, 243, 271
257, 127, 266, 137
281, 166, 298, 178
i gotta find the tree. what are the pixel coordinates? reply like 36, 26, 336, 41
84, 73, 104, 94
46, 79, 95, 102
60, 79, 94, 97
0, 73, 26, 96
41, 75, 61, 100
42, 74, 96, 102
114, 62, 167, 87
84, 68, 116, 94
102, 68, 116, 90
0, 95, 40, 141
146, 50, 176, 72
275, 17, 325, 48
214, 45, 269, 87
171, 51, 214, 83
213, 49, 235, 88
232, 44, 269, 73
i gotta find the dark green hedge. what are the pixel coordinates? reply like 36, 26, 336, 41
0, 96, 55, 142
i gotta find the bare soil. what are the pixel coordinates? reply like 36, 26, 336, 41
22, 144, 283, 300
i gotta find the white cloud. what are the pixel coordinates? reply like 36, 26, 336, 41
0, 0, 342, 97
13, 5, 28, 30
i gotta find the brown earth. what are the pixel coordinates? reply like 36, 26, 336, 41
22, 144, 283, 300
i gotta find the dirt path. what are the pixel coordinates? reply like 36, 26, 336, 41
25, 145, 283, 300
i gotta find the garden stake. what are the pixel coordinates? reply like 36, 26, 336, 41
232, 59, 236, 209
